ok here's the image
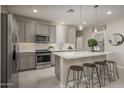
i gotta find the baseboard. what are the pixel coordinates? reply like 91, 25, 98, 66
59, 82, 65, 88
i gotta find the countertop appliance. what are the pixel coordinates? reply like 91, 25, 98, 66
35, 35, 49, 43
1, 13, 20, 88
35, 49, 51, 69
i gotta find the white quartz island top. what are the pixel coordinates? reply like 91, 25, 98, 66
53, 51, 112, 59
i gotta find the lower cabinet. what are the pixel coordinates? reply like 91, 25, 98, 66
19, 53, 35, 71
51, 53, 55, 66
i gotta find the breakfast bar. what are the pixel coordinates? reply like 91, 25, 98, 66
53, 51, 111, 85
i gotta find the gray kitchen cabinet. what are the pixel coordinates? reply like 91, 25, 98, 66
19, 53, 35, 71
68, 28, 76, 44
28, 54, 36, 69
51, 53, 55, 66
17, 21, 25, 42
19, 54, 28, 70
65, 27, 76, 44
50, 25, 56, 43
36, 24, 49, 35
25, 23, 35, 42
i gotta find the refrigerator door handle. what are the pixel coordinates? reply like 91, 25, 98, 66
15, 32, 20, 71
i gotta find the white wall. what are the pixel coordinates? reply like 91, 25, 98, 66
56, 25, 66, 48
83, 17, 124, 67
76, 36, 83, 50
83, 27, 93, 50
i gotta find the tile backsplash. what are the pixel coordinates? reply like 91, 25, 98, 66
19, 43, 75, 50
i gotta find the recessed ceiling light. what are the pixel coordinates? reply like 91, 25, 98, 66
33, 9, 38, 13
83, 22, 86, 25
107, 11, 112, 15
61, 22, 64, 25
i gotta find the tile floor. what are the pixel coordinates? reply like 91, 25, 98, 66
19, 66, 124, 88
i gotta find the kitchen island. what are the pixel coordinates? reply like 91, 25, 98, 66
53, 51, 111, 85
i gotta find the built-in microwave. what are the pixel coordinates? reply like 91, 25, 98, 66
35, 35, 49, 43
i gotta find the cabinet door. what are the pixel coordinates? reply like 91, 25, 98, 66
51, 54, 55, 65
25, 23, 35, 42
17, 21, 25, 42
27, 54, 35, 69
19, 54, 28, 71
65, 28, 69, 43
19, 53, 35, 71
68, 28, 76, 44
36, 24, 49, 35
50, 25, 56, 43
65, 27, 76, 44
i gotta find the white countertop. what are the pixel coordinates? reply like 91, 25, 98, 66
19, 49, 36, 53
53, 51, 112, 59
19, 48, 82, 53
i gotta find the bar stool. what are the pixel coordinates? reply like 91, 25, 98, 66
65, 65, 84, 88
82, 63, 101, 88
94, 61, 111, 86
103, 60, 119, 81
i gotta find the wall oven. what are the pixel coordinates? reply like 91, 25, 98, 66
36, 49, 51, 69
35, 35, 49, 43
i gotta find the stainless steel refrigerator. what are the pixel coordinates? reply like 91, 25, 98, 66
1, 13, 20, 88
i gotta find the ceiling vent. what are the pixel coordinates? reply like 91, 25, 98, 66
67, 9, 74, 13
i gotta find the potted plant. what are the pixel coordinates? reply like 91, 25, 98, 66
88, 39, 97, 52
48, 46, 54, 51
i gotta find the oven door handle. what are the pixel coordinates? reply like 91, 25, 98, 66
36, 53, 51, 56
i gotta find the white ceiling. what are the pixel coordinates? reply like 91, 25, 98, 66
6, 5, 124, 28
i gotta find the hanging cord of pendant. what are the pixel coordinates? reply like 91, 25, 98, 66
80, 5, 82, 25
94, 5, 99, 24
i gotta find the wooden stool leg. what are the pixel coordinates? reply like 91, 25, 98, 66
112, 64, 116, 81
73, 70, 75, 87
96, 67, 102, 88
109, 63, 113, 81
106, 64, 112, 82
91, 68, 94, 88
103, 65, 106, 86
115, 63, 119, 79
65, 68, 71, 88
89, 68, 92, 88
83, 69, 88, 87
86, 67, 90, 88
76, 71, 79, 88
97, 65, 103, 84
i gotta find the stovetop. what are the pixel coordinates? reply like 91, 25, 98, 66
35, 49, 51, 53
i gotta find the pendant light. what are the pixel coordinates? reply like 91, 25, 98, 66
94, 5, 99, 32
79, 5, 83, 30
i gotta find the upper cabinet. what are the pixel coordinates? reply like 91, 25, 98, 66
17, 21, 25, 42
36, 24, 49, 35
17, 21, 35, 43
25, 23, 35, 42
65, 27, 76, 44
16, 16, 56, 43
49, 25, 56, 43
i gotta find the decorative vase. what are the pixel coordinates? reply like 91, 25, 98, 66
91, 46, 94, 52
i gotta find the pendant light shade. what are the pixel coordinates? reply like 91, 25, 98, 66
79, 25, 83, 30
